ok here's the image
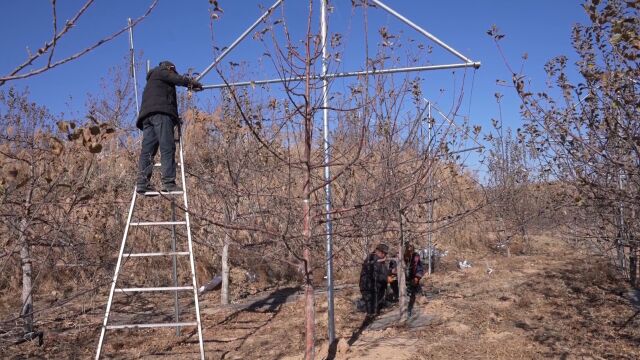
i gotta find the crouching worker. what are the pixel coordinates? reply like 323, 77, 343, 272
387, 259, 398, 302
136, 61, 203, 195
359, 243, 389, 318
389, 244, 425, 314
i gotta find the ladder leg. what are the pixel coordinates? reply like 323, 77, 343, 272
179, 129, 206, 360
96, 188, 138, 360
171, 199, 180, 336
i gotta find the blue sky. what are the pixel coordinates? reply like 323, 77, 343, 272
0, 0, 587, 172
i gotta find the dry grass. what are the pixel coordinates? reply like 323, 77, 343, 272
2, 235, 639, 359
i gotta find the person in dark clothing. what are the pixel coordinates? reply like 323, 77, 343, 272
136, 61, 203, 195
359, 243, 389, 317
389, 244, 425, 314
387, 259, 399, 302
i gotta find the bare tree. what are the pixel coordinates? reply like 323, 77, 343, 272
0, 88, 117, 344
490, 0, 639, 279
0, 0, 158, 86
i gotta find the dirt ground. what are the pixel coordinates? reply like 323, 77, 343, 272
3, 236, 640, 359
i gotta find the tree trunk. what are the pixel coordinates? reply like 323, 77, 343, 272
303, 246, 315, 360
19, 215, 33, 334
521, 226, 530, 255
398, 211, 407, 322
617, 237, 627, 276
302, 88, 316, 360
221, 234, 230, 305
221, 206, 235, 305
302, 152, 315, 359
629, 246, 637, 288
303, 10, 315, 356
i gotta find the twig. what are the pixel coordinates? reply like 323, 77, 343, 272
0, 0, 158, 86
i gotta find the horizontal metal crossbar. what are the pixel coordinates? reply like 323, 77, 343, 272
106, 322, 197, 330
115, 286, 192, 293
154, 163, 182, 167
130, 221, 187, 226
141, 191, 184, 196
203, 62, 481, 90
125, 252, 190, 257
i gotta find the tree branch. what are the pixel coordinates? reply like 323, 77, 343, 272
0, 0, 158, 86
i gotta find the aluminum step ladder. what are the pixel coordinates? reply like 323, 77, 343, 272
95, 129, 205, 359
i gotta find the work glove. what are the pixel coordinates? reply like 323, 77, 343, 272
189, 79, 204, 92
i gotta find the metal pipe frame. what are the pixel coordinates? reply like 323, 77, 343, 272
370, 0, 474, 64
427, 103, 433, 276
425, 99, 485, 149
422, 99, 484, 276
320, 0, 335, 345
202, 62, 480, 89
440, 145, 484, 157
128, 18, 140, 116
196, 0, 284, 82
191, 0, 481, 348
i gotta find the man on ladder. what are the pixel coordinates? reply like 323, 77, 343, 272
136, 60, 203, 194
95, 60, 206, 360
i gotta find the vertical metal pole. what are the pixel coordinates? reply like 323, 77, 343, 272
128, 18, 140, 116
171, 200, 180, 336
427, 102, 433, 275
146, 60, 151, 74
320, 0, 335, 345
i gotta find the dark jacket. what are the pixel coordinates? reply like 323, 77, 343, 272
136, 66, 195, 129
406, 252, 425, 280
359, 253, 389, 293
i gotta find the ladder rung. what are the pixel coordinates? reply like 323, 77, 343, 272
115, 286, 193, 293
125, 251, 190, 257
130, 221, 187, 226
142, 191, 184, 196
106, 322, 197, 330
154, 163, 182, 167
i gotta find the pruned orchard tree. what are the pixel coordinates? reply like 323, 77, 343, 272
201, 1, 485, 355
483, 101, 534, 256
0, 88, 118, 344
490, 0, 639, 281
1, 0, 486, 357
